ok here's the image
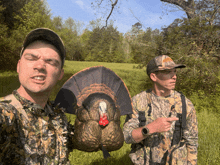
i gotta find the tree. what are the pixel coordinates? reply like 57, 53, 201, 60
161, 0, 220, 25
63, 17, 85, 36
158, 17, 220, 95
0, 5, 17, 70
0, 0, 28, 30
52, 16, 63, 30
87, 18, 103, 31
129, 27, 162, 64
14, 0, 52, 29
130, 22, 143, 37
84, 24, 125, 63
197, 0, 220, 26
0, 0, 53, 70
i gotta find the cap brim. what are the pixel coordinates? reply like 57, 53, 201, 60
157, 64, 186, 71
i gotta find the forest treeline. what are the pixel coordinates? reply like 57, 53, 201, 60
0, 0, 220, 97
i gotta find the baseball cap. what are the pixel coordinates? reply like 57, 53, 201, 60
20, 28, 65, 68
147, 55, 186, 75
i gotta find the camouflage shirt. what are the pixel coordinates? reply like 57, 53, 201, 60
123, 90, 198, 165
0, 90, 74, 165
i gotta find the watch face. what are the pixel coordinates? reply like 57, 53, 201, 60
142, 127, 148, 135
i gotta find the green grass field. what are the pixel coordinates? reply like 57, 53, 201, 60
1, 61, 220, 164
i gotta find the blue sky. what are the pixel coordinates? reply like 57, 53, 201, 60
46, 0, 186, 34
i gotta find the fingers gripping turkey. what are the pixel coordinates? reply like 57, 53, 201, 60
54, 66, 133, 154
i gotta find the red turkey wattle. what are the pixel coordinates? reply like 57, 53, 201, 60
98, 101, 109, 126
99, 114, 109, 126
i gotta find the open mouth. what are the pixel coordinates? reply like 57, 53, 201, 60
32, 76, 46, 81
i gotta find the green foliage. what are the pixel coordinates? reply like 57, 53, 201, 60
63, 17, 84, 36
158, 17, 220, 96
58, 27, 84, 61
0, 0, 28, 30
84, 25, 126, 63
189, 86, 220, 114
1, 61, 220, 164
197, 111, 220, 164
0, 4, 21, 70
129, 17, 220, 96
0, 0, 53, 70
14, 0, 52, 30
52, 16, 63, 30
129, 28, 162, 64
0, 6, 17, 70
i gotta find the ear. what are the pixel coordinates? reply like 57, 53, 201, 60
150, 72, 157, 82
17, 60, 20, 74
58, 68, 64, 80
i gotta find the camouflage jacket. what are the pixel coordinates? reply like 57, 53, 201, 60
123, 90, 198, 165
0, 90, 74, 165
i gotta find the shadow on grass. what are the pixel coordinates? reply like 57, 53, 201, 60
0, 74, 20, 97
90, 150, 131, 165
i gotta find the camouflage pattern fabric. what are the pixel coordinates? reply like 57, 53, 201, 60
123, 90, 198, 165
0, 90, 74, 165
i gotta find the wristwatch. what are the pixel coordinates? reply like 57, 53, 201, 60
141, 126, 150, 136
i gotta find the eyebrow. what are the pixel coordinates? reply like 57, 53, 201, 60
24, 53, 60, 66
45, 58, 60, 66
24, 53, 38, 57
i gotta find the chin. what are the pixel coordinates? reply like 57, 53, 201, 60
25, 87, 50, 95
166, 87, 175, 91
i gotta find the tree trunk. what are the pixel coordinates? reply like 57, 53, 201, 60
161, 0, 196, 19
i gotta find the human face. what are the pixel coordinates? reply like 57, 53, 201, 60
151, 68, 177, 92
17, 41, 64, 96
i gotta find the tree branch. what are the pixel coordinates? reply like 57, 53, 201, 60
103, 0, 118, 28
161, 0, 196, 19
161, 0, 188, 9
98, 0, 104, 6
209, 6, 219, 25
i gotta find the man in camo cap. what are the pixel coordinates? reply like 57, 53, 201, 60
0, 28, 75, 164
123, 55, 198, 165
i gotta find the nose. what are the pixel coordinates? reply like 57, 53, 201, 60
171, 71, 177, 79
34, 59, 46, 71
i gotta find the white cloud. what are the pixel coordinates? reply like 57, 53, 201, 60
74, 0, 85, 9
73, 0, 93, 14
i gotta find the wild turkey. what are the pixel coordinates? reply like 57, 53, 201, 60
55, 66, 132, 153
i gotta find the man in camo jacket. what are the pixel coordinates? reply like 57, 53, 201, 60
123, 55, 198, 165
0, 28, 75, 164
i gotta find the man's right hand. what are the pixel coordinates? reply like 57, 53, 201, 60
147, 117, 179, 134
131, 117, 179, 143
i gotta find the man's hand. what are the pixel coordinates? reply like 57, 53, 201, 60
131, 117, 179, 143
147, 117, 179, 134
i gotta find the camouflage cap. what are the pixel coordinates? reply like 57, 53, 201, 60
147, 55, 186, 75
20, 28, 65, 68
